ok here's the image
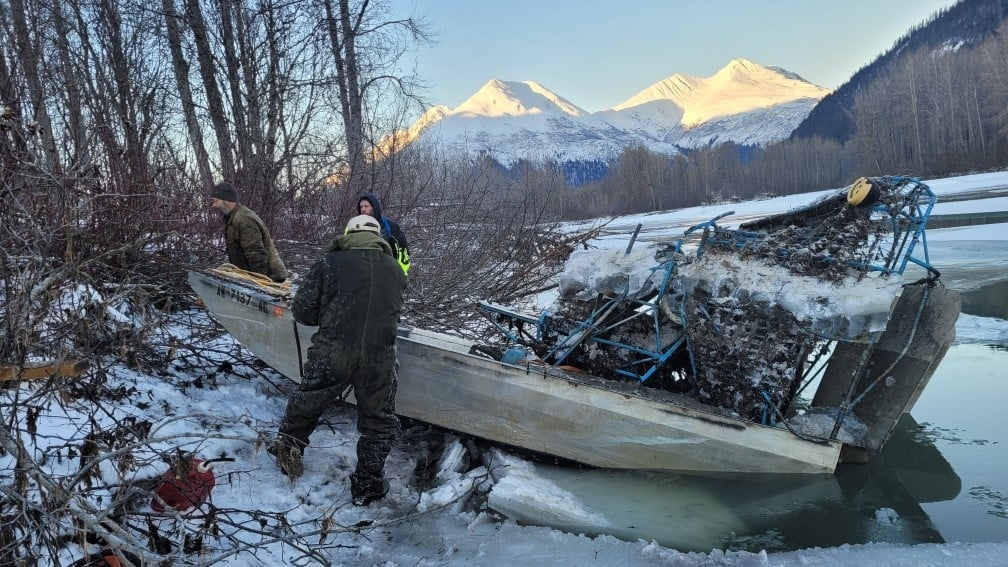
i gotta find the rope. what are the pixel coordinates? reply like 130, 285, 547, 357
209, 263, 292, 297
854, 284, 932, 404
829, 283, 933, 439
761, 390, 832, 444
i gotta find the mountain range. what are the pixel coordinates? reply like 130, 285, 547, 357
380, 58, 830, 165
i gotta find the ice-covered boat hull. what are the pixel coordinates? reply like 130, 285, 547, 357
188, 270, 843, 474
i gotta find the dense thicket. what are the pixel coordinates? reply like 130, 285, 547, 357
1, 2, 577, 563
0, 0, 578, 362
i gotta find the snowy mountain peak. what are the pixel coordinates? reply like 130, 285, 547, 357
374, 105, 451, 158
419, 105, 451, 125
454, 79, 585, 118
611, 74, 697, 111
382, 59, 832, 165
614, 58, 829, 126
717, 57, 768, 78
709, 58, 815, 90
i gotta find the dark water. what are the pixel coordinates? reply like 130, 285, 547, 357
524, 285, 1008, 552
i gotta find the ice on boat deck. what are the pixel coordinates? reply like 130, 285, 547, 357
484, 176, 959, 452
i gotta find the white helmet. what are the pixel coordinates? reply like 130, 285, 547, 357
345, 214, 381, 234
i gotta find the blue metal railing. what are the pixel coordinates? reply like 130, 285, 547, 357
478, 177, 938, 397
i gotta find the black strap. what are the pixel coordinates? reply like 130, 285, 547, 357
292, 319, 304, 378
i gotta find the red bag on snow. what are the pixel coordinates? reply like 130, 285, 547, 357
150, 453, 232, 513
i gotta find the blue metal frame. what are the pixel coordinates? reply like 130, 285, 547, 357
586, 259, 692, 382
478, 301, 548, 345
478, 177, 938, 401
876, 176, 938, 276
478, 248, 697, 383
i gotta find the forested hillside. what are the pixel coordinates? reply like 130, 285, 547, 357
792, 0, 1007, 143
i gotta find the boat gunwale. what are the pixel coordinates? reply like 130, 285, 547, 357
401, 327, 839, 446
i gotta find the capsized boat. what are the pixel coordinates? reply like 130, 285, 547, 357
188, 176, 960, 474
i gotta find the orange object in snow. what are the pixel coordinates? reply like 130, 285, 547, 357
72, 548, 141, 567
150, 454, 232, 513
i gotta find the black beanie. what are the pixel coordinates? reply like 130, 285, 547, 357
211, 182, 238, 202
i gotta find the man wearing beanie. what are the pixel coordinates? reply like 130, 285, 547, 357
271, 214, 406, 506
210, 181, 288, 282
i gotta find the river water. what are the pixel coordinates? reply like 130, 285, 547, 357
517, 240, 1008, 552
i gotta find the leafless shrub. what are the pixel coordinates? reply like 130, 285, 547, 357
2, 132, 583, 566
2, 1, 592, 561
355, 147, 595, 337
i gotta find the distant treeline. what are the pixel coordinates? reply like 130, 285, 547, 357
422, 14, 1008, 221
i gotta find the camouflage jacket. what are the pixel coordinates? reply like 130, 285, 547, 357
223, 204, 288, 282
291, 232, 405, 350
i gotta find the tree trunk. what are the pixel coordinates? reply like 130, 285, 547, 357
8, 0, 61, 175
162, 0, 213, 188
324, 0, 369, 196
186, 0, 234, 179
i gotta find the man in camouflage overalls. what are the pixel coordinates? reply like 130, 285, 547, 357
270, 214, 405, 506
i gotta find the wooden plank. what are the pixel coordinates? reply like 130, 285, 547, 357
0, 360, 89, 382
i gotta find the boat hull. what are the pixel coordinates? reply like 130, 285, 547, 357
188, 270, 842, 474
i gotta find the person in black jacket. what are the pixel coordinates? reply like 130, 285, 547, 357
358, 193, 411, 276
270, 214, 406, 506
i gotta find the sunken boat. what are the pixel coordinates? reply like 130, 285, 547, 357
189, 176, 960, 474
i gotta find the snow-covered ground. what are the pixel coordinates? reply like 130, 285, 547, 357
4, 172, 1007, 566
569, 171, 1008, 245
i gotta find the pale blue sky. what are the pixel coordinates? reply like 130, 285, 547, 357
394, 0, 960, 112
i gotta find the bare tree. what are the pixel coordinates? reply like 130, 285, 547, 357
162, 0, 212, 188
978, 21, 1008, 159
167, 0, 342, 222
6, 0, 61, 174
319, 0, 428, 197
